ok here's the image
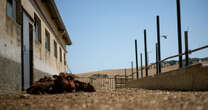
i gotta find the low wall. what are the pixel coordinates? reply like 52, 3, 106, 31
127, 63, 208, 91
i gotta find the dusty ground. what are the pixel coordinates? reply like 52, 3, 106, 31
0, 89, 208, 110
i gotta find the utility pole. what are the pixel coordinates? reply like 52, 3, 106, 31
176, 0, 183, 68
144, 29, 148, 77
135, 40, 139, 80
156, 16, 161, 73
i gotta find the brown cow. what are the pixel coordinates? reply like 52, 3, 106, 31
26, 72, 95, 94
53, 75, 76, 93
26, 76, 55, 94
74, 80, 96, 92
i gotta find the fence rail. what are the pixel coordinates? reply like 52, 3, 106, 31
76, 77, 116, 90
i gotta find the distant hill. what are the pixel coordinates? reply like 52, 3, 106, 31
76, 57, 208, 78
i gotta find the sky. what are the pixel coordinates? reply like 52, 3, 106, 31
55, 0, 208, 74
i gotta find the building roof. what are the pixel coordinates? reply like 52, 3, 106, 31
45, 0, 72, 45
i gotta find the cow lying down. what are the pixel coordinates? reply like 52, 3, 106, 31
26, 73, 96, 94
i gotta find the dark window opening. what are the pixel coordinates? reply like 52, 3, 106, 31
54, 40, 57, 58
45, 30, 50, 52
34, 14, 41, 43
60, 47, 62, 62
7, 0, 16, 21
64, 53, 66, 65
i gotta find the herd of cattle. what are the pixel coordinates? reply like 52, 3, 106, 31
27, 73, 96, 94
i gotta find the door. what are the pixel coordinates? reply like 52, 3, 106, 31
23, 12, 33, 90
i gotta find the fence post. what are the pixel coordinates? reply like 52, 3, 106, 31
156, 43, 159, 75
176, 0, 183, 68
124, 69, 127, 79
144, 29, 148, 77
131, 61, 133, 80
114, 75, 117, 89
140, 53, 143, 79
135, 40, 139, 80
185, 31, 189, 66
156, 16, 162, 73
124, 69, 127, 87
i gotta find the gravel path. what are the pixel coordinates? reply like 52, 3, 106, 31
0, 89, 208, 110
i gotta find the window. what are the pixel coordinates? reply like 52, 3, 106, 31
60, 47, 62, 62
45, 30, 50, 51
54, 40, 57, 58
64, 53, 66, 65
7, 0, 16, 21
34, 14, 41, 43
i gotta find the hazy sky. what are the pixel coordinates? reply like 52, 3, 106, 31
55, 0, 208, 74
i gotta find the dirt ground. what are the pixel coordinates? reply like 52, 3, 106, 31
0, 89, 208, 110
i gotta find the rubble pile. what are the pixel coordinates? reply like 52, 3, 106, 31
26, 73, 96, 94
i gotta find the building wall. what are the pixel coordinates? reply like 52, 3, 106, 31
21, 0, 67, 77
0, 0, 22, 92
0, 0, 69, 92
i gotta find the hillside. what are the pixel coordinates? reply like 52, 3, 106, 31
76, 58, 208, 79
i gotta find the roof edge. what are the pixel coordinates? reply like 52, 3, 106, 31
49, 0, 72, 45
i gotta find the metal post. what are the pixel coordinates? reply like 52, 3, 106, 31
124, 69, 127, 79
144, 29, 148, 77
114, 75, 117, 89
131, 61, 133, 80
177, 0, 183, 68
135, 40, 139, 80
124, 69, 127, 88
185, 31, 189, 66
156, 43, 159, 75
156, 16, 162, 73
140, 53, 143, 79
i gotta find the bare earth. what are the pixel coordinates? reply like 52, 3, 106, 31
0, 89, 208, 110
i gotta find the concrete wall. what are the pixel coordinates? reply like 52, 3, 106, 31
0, 0, 22, 92
127, 63, 208, 91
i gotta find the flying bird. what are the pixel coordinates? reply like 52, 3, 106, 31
161, 35, 167, 39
